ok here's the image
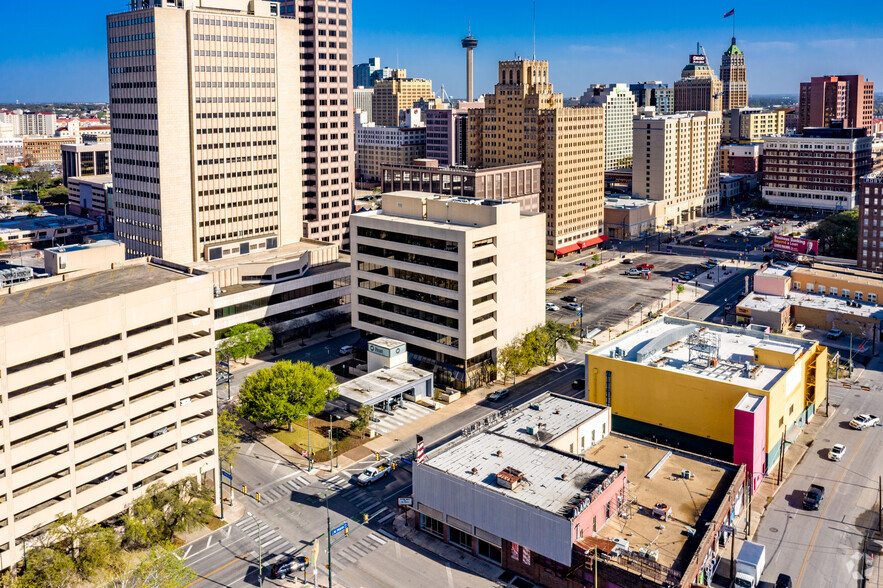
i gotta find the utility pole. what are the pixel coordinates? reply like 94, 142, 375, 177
878, 476, 882, 533
326, 493, 333, 588
329, 414, 334, 474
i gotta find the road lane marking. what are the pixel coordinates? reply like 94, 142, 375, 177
446, 563, 455, 588
367, 533, 386, 545
379, 529, 396, 541
377, 513, 395, 525
369, 506, 388, 519
794, 429, 870, 587
182, 545, 192, 559
245, 443, 256, 456
184, 552, 250, 587
205, 536, 212, 549
271, 458, 281, 473
225, 526, 232, 539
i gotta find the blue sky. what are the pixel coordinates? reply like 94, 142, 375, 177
1, 0, 882, 102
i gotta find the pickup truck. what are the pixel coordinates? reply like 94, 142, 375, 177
849, 414, 880, 430
357, 461, 391, 486
803, 484, 825, 511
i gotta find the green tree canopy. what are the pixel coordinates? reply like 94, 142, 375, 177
806, 209, 858, 259
237, 361, 338, 428
219, 323, 272, 363
217, 408, 242, 467
0, 238, 7, 254
40, 185, 68, 201
29, 170, 51, 191
0, 165, 23, 177
122, 478, 213, 547
19, 203, 44, 216
541, 320, 579, 358
352, 404, 374, 438
497, 338, 530, 384
107, 544, 196, 588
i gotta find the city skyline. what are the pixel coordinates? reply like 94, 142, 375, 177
2, 1, 883, 102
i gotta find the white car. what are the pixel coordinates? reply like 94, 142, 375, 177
566, 302, 582, 312
338, 345, 354, 356
849, 414, 880, 430
794, 324, 806, 333
546, 303, 560, 311
356, 461, 390, 486
828, 444, 845, 461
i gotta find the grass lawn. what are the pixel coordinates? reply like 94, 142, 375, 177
270, 414, 372, 462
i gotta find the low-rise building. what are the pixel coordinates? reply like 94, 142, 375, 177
0, 138, 23, 164
0, 215, 98, 250
355, 112, 426, 184
350, 191, 545, 389
586, 316, 828, 475
61, 142, 112, 186
23, 136, 76, 166
414, 392, 747, 588
68, 175, 113, 229
603, 196, 659, 240
762, 126, 873, 211
0, 257, 219, 570
719, 173, 754, 204
381, 159, 542, 213
720, 143, 762, 175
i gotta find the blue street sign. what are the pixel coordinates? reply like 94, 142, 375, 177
331, 523, 348, 536
219, 361, 229, 367
672, 278, 679, 283
666, 246, 673, 254
222, 470, 233, 480
577, 311, 582, 317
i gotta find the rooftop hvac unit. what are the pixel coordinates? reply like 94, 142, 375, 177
495, 467, 524, 490
681, 469, 692, 479
526, 424, 537, 435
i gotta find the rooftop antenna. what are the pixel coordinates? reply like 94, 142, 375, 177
532, 0, 536, 60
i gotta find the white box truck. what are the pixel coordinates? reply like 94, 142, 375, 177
735, 541, 766, 588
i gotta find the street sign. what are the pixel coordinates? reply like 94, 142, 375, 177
221, 470, 233, 480
397, 497, 413, 507
219, 361, 229, 367
331, 523, 348, 536
721, 525, 735, 535
666, 246, 673, 254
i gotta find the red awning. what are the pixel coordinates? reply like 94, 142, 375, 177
554, 243, 581, 256
578, 235, 610, 249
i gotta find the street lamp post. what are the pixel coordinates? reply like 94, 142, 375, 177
325, 493, 333, 588
247, 512, 263, 587
294, 413, 313, 471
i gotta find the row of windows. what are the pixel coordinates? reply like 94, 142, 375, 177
109, 16, 154, 28
358, 312, 459, 349
195, 96, 277, 104
358, 295, 458, 330
357, 244, 459, 273
215, 278, 349, 318
110, 33, 156, 43
194, 18, 274, 29
356, 226, 458, 252
193, 50, 275, 59
357, 279, 459, 310
197, 154, 277, 166
198, 197, 278, 212
110, 49, 156, 58
358, 261, 459, 291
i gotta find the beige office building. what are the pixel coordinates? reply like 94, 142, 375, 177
350, 191, 545, 389
468, 60, 605, 258
579, 83, 638, 170
724, 108, 785, 142
674, 52, 723, 113
0, 256, 219, 570
720, 37, 748, 111
372, 72, 435, 127
107, 0, 301, 264
632, 111, 722, 225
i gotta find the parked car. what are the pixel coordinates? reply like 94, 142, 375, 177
566, 278, 583, 284
546, 303, 560, 311
270, 556, 310, 579
794, 324, 806, 332
802, 483, 825, 510
620, 258, 633, 264
357, 461, 391, 486
572, 378, 586, 390
566, 302, 582, 312
562, 295, 578, 303
636, 263, 654, 270
694, 239, 705, 247
625, 268, 643, 276
338, 345, 354, 356
828, 443, 845, 461
849, 414, 880, 430
717, 238, 729, 244
775, 573, 793, 588
487, 388, 510, 402
216, 372, 232, 385
826, 329, 843, 340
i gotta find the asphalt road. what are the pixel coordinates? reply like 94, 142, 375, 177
753, 370, 883, 588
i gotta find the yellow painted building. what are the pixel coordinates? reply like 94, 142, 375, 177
791, 263, 883, 304
585, 316, 827, 471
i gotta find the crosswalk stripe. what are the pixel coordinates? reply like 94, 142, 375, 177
325, 476, 342, 484
367, 533, 386, 545
235, 519, 249, 527
347, 544, 368, 557
362, 500, 382, 513
351, 494, 373, 508
378, 529, 396, 541
262, 536, 284, 548
340, 487, 359, 498
337, 550, 358, 564
377, 513, 395, 525
369, 506, 387, 519
287, 480, 301, 490
246, 525, 268, 537
357, 539, 376, 552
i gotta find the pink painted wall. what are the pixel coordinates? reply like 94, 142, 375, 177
754, 273, 791, 297
734, 396, 767, 492
572, 466, 628, 541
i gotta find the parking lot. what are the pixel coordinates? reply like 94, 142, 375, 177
545, 252, 733, 333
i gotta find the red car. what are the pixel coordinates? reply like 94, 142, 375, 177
636, 263, 654, 270
566, 278, 583, 284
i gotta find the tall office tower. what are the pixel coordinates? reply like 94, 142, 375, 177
372, 71, 435, 127
353, 56, 380, 88
354, 86, 374, 122
278, 0, 354, 248
632, 112, 723, 226
628, 82, 673, 115
720, 37, 747, 110
468, 60, 605, 259
579, 84, 638, 170
673, 47, 723, 112
461, 31, 478, 102
108, 0, 301, 263
858, 173, 883, 272
797, 75, 875, 132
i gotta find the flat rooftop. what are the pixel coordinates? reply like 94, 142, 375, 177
424, 433, 616, 518
70, 174, 112, 185
758, 263, 796, 278
337, 364, 432, 406
488, 395, 607, 446
604, 196, 653, 209
46, 239, 120, 254
190, 239, 330, 273
795, 263, 883, 288
0, 215, 96, 234
585, 434, 735, 570
739, 290, 883, 319
0, 261, 188, 327
589, 316, 814, 390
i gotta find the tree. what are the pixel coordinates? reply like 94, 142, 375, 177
19, 203, 44, 217
676, 284, 685, 300
352, 404, 374, 438
319, 308, 346, 336
45, 514, 118, 579
541, 320, 579, 358
219, 323, 272, 363
14, 548, 76, 588
123, 478, 213, 546
108, 544, 196, 588
0, 203, 14, 215
522, 327, 552, 366
217, 408, 242, 468
29, 170, 51, 191
40, 185, 68, 202
0, 238, 7, 254
497, 339, 529, 384
237, 361, 338, 429
806, 210, 858, 259
0, 165, 23, 178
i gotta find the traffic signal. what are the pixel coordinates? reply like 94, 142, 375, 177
392, 461, 396, 471
363, 513, 369, 523
255, 492, 261, 503
242, 485, 247, 495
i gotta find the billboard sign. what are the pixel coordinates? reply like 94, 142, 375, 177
690, 54, 707, 65
771, 235, 819, 255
